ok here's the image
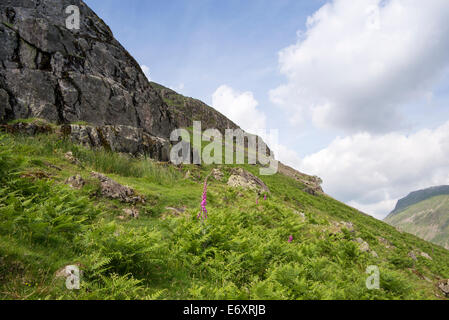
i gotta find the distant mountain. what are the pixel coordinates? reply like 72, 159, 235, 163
385, 186, 449, 249
389, 185, 449, 216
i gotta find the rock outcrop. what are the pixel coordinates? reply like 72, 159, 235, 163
330, 221, 355, 235
277, 162, 323, 195
0, 0, 323, 190
65, 174, 85, 189
408, 250, 432, 261
151, 82, 239, 133
122, 207, 139, 219
62, 124, 170, 160
211, 168, 224, 181
439, 279, 449, 297
227, 168, 270, 193
0, 0, 175, 151
64, 151, 82, 166
90, 171, 144, 204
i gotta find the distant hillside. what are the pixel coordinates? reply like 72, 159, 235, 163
385, 189, 449, 249
389, 186, 449, 216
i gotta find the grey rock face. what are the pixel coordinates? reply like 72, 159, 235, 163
62, 124, 171, 161
0, 88, 11, 120
0, 0, 175, 138
90, 171, 145, 204
151, 82, 240, 133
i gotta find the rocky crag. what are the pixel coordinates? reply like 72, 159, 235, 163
0, 0, 178, 158
0, 0, 322, 192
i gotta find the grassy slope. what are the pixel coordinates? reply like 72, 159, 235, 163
385, 195, 449, 250
1, 132, 449, 300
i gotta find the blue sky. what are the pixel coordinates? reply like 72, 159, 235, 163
85, 0, 449, 219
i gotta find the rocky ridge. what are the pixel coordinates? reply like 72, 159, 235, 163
0, 0, 323, 193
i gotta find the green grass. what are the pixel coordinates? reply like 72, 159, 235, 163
385, 195, 449, 249
0, 132, 449, 300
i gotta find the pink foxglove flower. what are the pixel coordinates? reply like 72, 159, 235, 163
264, 194, 267, 201
288, 235, 293, 243
198, 178, 208, 220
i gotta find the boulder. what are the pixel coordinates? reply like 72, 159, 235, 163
90, 171, 144, 204
211, 168, 224, 181
64, 151, 82, 166
420, 251, 433, 260
329, 221, 354, 235
341, 221, 355, 233
65, 174, 85, 189
408, 250, 432, 261
408, 251, 418, 261
355, 238, 370, 253
43, 161, 62, 171
227, 168, 270, 193
123, 207, 139, 219
378, 237, 395, 249
438, 280, 449, 296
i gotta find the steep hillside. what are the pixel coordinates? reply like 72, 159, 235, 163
1, 131, 449, 299
1, 0, 449, 301
385, 194, 449, 250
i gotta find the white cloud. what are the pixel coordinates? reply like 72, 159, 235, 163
347, 199, 398, 220
212, 85, 267, 134
140, 65, 151, 81
299, 121, 449, 219
270, 0, 449, 133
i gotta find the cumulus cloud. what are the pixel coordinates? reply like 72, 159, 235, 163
270, 0, 449, 133
299, 121, 449, 219
212, 85, 267, 134
140, 65, 151, 81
